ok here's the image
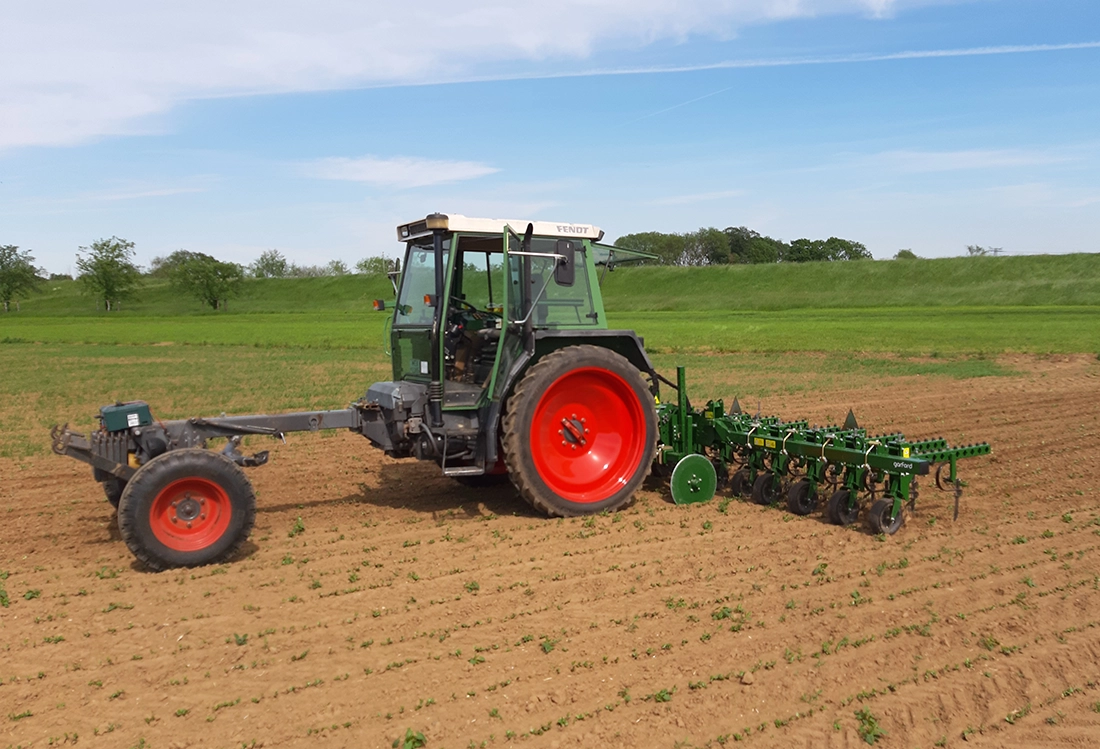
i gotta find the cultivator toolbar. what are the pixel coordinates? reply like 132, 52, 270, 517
658, 367, 990, 534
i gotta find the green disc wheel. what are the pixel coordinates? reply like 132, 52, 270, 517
670, 454, 717, 505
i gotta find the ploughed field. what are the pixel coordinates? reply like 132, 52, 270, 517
1, 351, 1099, 748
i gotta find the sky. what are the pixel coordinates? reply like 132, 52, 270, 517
1, 0, 1098, 274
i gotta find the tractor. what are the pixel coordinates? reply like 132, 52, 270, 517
52, 212, 991, 571
53, 214, 664, 570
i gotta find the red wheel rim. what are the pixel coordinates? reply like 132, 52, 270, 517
149, 477, 232, 552
530, 366, 648, 503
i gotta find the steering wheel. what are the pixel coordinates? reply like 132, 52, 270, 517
452, 298, 500, 318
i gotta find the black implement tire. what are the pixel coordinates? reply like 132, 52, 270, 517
868, 498, 904, 535
103, 478, 126, 508
786, 479, 817, 516
729, 468, 750, 498
502, 345, 657, 517
117, 449, 256, 571
826, 489, 860, 526
751, 472, 783, 506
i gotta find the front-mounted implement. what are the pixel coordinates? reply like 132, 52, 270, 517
51, 213, 990, 571
657, 366, 990, 534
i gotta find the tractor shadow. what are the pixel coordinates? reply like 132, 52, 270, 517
256, 459, 541, 520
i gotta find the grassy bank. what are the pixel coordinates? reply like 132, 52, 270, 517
7, 253, 1099, 318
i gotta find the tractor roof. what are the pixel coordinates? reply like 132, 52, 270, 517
397, 213, 604, 242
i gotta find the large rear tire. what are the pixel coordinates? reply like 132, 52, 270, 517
117, 449, 256, 571
502, 345, 657, 516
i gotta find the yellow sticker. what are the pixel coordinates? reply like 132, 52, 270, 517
902, 447, 910, 458
754, 437, 764, 446
765, 439, 776, 448
704, 411, 713, 419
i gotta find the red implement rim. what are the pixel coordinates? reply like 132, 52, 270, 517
149, 477, 232, 552
530, 366, 647, 503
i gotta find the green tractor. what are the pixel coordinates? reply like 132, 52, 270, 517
53, 213, 663, 569
52, 212, 991, 571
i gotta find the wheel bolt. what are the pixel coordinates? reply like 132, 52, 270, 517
571, 445, 576, 450
199, 497, 206, 504
200, 514, 206, 520
561, 440, 567, 445
171, 501, 178, 508
186, 522, 192, 529
171, 516, 178, 524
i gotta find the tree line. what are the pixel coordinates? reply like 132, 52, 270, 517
615, 226, 872, 265
0, 239, 398, 312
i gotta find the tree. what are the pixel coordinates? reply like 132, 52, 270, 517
326, 259, 350, 276
355, 256, 400, 275
251, 250, 289, 278
0, 245, 40, 312
724, 226, 761, 264
680, 227, 729, 265
614, 231, 687, 265
894, 249, 920, 260
821, 237, 871, 261
76, 237, 142, 311
167, 251, 245, 310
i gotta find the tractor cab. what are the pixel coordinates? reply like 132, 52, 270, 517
390, 214, 608, 408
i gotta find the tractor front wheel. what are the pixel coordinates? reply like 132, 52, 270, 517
117, 449, 256, 571
502, 345, 657, 516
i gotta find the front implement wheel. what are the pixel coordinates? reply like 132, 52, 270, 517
868, 498, 904, 535
751, 472, 783, 506
503, 345, 657, 516
826, 489, 859, 526
118, 449, 256, 571
786, 479, 817, 516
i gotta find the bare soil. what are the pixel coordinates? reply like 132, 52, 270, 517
2, 354, 1099, 749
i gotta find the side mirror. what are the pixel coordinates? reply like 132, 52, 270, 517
372, 299, 387, 311
554, 239, 575, 286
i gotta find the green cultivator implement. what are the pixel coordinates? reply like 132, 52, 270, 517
657, 366, 990, 534
51, 213, 990, 570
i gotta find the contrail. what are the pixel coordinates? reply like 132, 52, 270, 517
376, 40, 1100, 91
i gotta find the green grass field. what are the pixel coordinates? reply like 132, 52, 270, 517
1, 253, 1096, 458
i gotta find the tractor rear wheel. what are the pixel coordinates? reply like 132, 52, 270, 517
826, 489, 859, 526
502, 345, 657, 516
117, 449, 256, 571
751, 472, 783, 505
868, 498, 904, 535
786, 479, 817, 516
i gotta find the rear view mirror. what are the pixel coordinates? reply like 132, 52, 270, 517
554, 239, 575, 287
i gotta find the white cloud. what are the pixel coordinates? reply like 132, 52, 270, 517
304, 156, 499, 188
0, 0, 942, 149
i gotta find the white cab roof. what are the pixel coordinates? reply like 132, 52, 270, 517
397, 213, 603, 242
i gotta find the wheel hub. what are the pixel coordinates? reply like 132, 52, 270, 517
558, 414, 589, 450
171, 493, 204, 524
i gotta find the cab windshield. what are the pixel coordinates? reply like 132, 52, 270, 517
395, 237, 450, 326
